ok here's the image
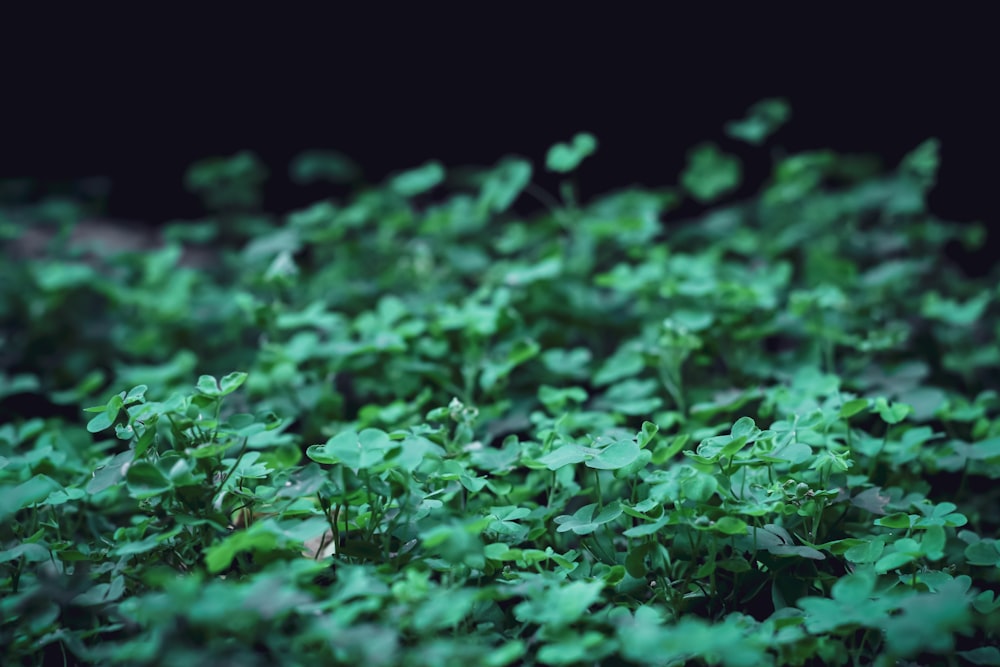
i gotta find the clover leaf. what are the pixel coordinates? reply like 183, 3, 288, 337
681, 143, 741, 202
554, 501, 623, 535
546, 132, 597, 173
725, 98, 791, 145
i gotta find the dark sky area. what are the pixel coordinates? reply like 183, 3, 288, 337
2, 10, 997, 273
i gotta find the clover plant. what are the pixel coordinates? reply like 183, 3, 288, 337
1, 100, 998, 666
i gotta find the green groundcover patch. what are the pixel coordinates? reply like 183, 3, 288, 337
1, 99, 999, 666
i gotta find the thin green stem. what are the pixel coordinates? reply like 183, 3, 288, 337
215, 437, 248, 494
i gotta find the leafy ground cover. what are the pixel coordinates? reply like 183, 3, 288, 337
1, 100, 999, 666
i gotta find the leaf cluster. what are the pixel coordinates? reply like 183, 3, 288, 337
2, 100, 999, 666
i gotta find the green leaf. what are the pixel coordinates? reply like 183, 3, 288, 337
913, 501, 967, 528
187, 440, 231, 459
306, 428, 392, 471
652, 433, 689, 464
226, 451, 271, 482
882, 578, 971, 657
554, 502, 623, 535
625, 542, 656, 577
689, 434, 746, 463
965, 539, 1000, 566
712, 516, 748, 535
957, 647, 1000, 666
623, 513, 670, 538
716, 556, 752, 573
602, 564, 626, 586
420, 524, 455, 549
0, 373, 40, 401
125, 461, 173, 499
390, 161, 445, 197
921, 524, 946, 559
0, 475, 61, 520
973, 590, 1000, 615
45, 487, 86, 506
844, 536, 886, 564
728, 416, 756, 439
613, 448, 652, 480
681, 143, 741, 202
537, 631, 608, 665
901, 137, 940, 187
195, 374, 221, 397
86, 451, 133, 495
218, 371, 248, 396
637, 421, 659, 449
741, 524, 825, 560
546, 133, 597, 173
538, 385, 589, 412
922, 291, 991, 327
484, 542, 511, 561
513, 579, 604, 627
587, 439, 641, 470
541, 347, 592, 379
757, 439, 813, 465
831, 569, 875, 605
537, 444, 590, 471
966, 436, 1000, 461
798, 569, 891, 634
771, 544, 826, 560
113, 525, 185, 556
479, 338, 542, 391
185, 151, 267, 210
205, 522, 281, 573
86, 410, 115, 433
507, 338, 540, 366
725, 98, 790, 145
502, 256, 562, 287
412, 589, 477, 632
290, 149, 361, 185
874, 397, 912, 424
875, 550, 917, 573
875, 513, 913, 529
839, 398, 870, 418
124, 384, 148, 404
484, 641, 527, 667
593, 345, 645, 385
0, 542, 51, 563
479, 157, 532, 214
720, 435, 750, 458
87, 394, 124, 433
599, 378, 663, 416
33, 261, 98, 291
680, 472, 718, 503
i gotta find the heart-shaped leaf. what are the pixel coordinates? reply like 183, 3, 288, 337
125, 461, 173, 499
587, 439, 641, 470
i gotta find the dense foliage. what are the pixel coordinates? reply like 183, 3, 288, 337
2, 100, 998, 666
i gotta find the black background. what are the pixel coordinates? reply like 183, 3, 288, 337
3, 9, 997, 273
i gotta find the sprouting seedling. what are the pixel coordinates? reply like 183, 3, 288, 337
541, 132, 599, 220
